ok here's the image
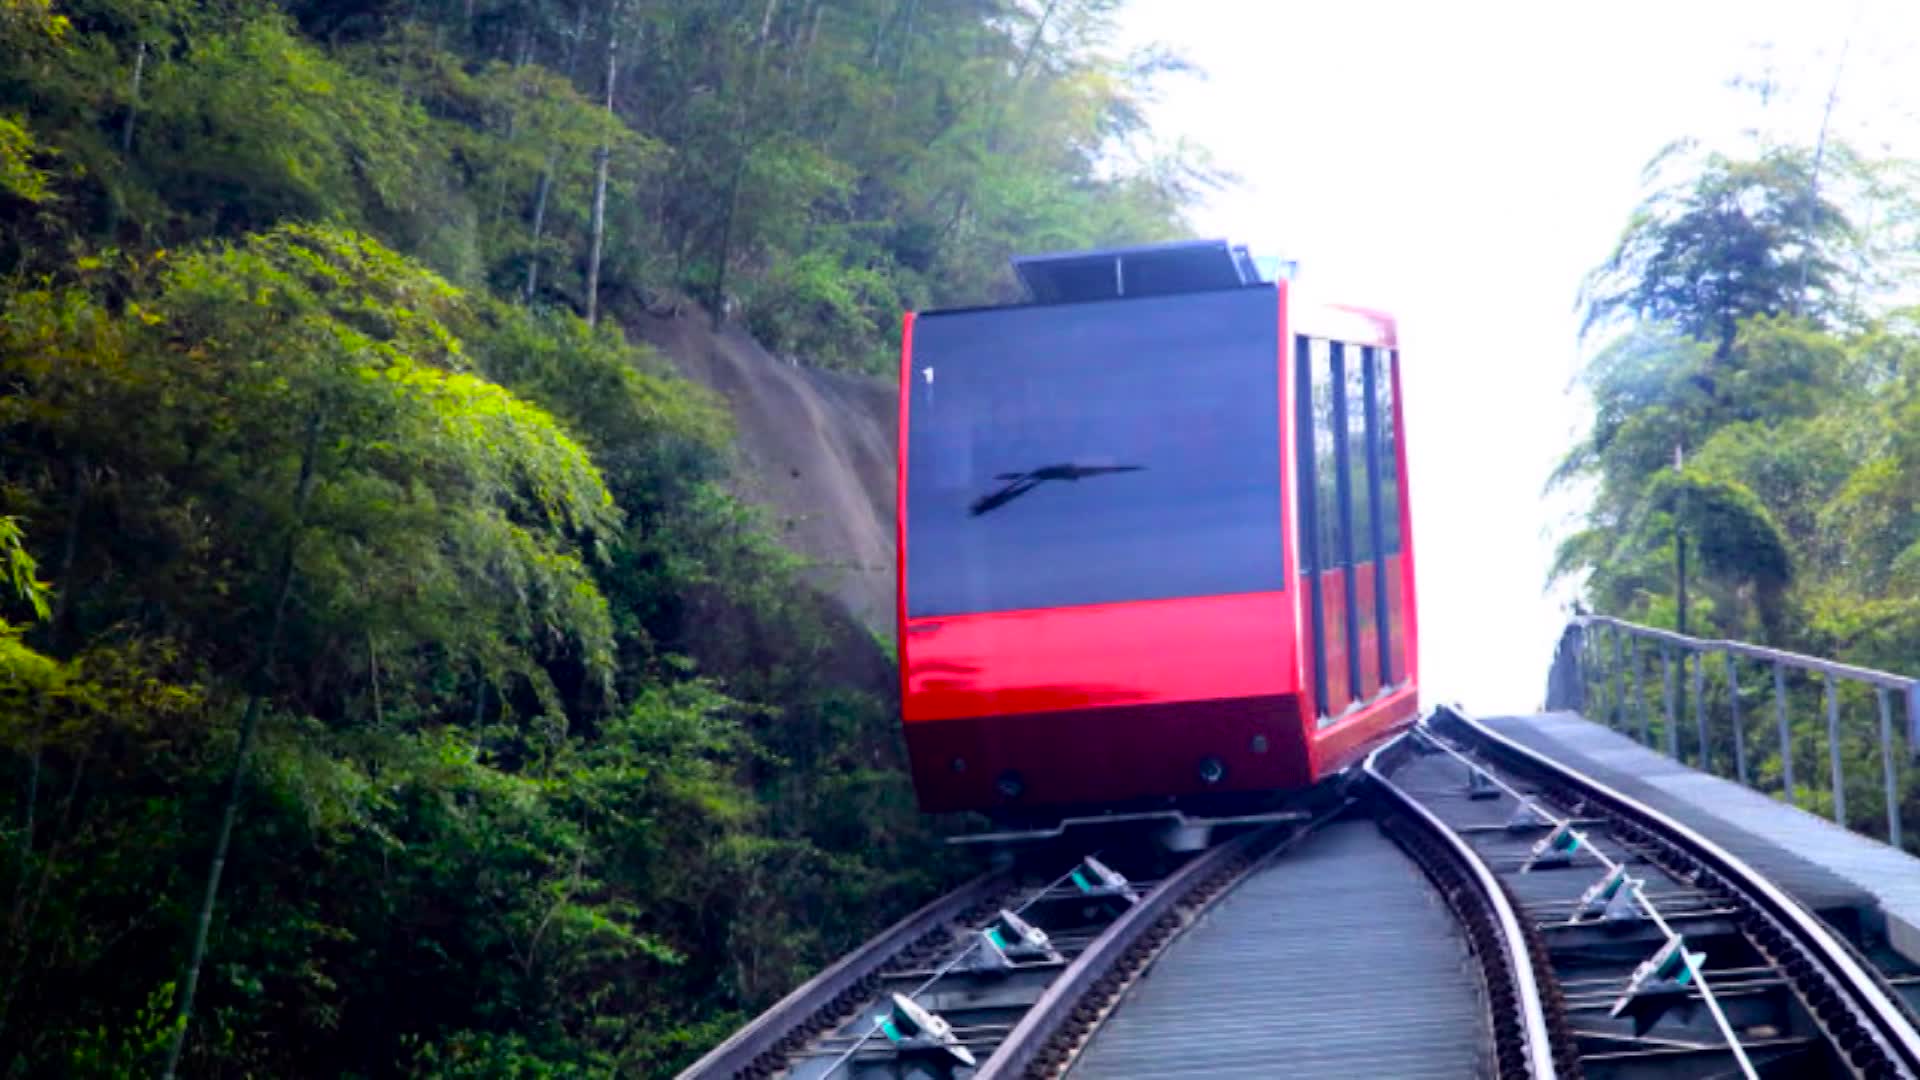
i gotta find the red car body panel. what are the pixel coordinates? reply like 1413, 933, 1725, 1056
898, 280, 1418, 817
902, 592, 1298, 724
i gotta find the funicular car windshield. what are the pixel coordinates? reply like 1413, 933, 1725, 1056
906, 286, 1283, 617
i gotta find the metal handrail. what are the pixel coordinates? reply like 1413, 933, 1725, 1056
1578, 615, 1919, 693
1548, 615, 1916, 850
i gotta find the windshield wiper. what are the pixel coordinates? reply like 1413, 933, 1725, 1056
969, 463, 1145, 517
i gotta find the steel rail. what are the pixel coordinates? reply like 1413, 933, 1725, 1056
1413, 724, 1757, 1076
674, 870, 1010, 1079
813, 858, 1105, 1076
1435, 702, 1920, 1077
1363, 732, 1563, 1080
973, 820, 1302, 1079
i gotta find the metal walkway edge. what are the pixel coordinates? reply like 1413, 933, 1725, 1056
1485, 710, 1920, 967
1067, 820, 1491, 1079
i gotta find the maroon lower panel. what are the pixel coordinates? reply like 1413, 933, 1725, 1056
904, 694, 1312, 815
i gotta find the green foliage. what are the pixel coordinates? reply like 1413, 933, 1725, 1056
0, 0, 1199, 373
1, 0, 70, 39
745, 249, 902, 372
1643, 470, 1791, 606
66, 982, 182, 1079
0, 516, 50, 621
1562, 122, 1920, 850
1580, 141, 1856, 357
0, 0, 1195, 1070
0, 116, 50, 203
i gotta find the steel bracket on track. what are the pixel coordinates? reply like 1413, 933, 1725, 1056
1609, 935, 1707, 1036
1570, 864, 1642, 925
1465, 765, 1501, 800
1506, 799, 1554, 832
1522, 822, 1584, 872
958, 909, 1061, 974
874, 993, 978, 1068
1069, 856, 1139, 905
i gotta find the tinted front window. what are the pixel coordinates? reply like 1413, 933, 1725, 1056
906, 288, 1282, 617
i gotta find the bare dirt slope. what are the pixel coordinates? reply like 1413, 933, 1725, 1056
629, 306, 896, 632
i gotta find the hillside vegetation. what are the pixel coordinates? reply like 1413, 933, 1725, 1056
1554, 117, 1920, 844
0, 0, 1201, 1074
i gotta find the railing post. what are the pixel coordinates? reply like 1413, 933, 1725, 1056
1568, 623, 1584, 712
1908, 681, 1920, 760
1556, 619, 1916, 845
1775, 662, 1794, 802
1582, 618, 1597, 718
1662, 648, 1678, 759
1728, 650, 1747, 787
1609, 626, 1625, 729
1692, 647, 1709, 772
1826, 674, 1846, 827
1551, 622, 1585, 713
1878, 687, 1901, 849
1571, 625, 1585, 711
1629, 635, 1649, 745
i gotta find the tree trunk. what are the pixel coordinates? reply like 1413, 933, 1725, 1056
367, 633, 384, 726
708, 0, 781, 318
1794, 24, 1854, 317
867, 0, 895, 65
796, 2, 825, 88
487, 31, 536, 233
563, 1, 590, 80
47, 452, 87, 650
14, 454, 87, 918
122, 43, 146, 154
584, 37, 619, 327
709, 156, 746, 320
13, 755, 35, 894
583, 144, 609, 324
988, 0, 1060, 151
524, 166, 554, 303
161, 415, 322, 1080
0, 751, 88, 1042
522, 3, 590, 305
894, 0, 917, 80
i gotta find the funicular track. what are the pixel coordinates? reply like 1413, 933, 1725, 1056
1395, 704, 1920, 1079
682, 704, 1920, 1080
675, 826, 1301, 1080
680, 757, 1560, 1079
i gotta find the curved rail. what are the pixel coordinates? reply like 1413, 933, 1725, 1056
974, 824, 1282, 1079
1435, 702, 1920, 1076
1362, 733, 1563, 1080
674, 870, 1010, 1079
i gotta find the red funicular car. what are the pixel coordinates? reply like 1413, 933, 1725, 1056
897, 240, 1418, 832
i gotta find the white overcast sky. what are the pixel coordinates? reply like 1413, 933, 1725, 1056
1114, 0, 1920, 714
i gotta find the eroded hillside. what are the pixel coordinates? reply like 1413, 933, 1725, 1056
633, 306, 898, 633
